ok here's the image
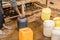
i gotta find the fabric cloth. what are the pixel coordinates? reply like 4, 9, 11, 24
9, 0, 17, 9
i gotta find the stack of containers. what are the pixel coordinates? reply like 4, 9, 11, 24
42, 7, 60, 40
51, 17, 60, 40
18, 1, 33, 40
41, 7, 54, 37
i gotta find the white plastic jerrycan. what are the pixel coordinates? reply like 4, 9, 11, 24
43, 20, 54, 37
51, 27, 60, 40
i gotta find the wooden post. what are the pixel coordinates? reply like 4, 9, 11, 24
46, 0, 48, 7
21, 1, 25, 16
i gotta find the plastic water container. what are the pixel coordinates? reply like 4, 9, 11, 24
53, 17, 60, 27
41, 8, 51, 21
43, 20, 54, 37
19, 27, 33, 40
53, 17, 60, 21
54, 21, 60, 27
51, 27, 60, 40
17, 17, 27, 29
54, 27, 60, 30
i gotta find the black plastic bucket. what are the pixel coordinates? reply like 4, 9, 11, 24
17, 17, 27, 29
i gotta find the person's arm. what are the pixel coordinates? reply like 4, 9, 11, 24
9, 0, 24, 18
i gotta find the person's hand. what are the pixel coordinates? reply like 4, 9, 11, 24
19, 14, 25, 18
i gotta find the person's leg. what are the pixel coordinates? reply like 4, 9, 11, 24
0, 23, 3, 29
0, 12, 5, 35
0, 0, 10, 35
0, 13, 4, 29
0, 0, 4, 29
0, 0, 5, 35
0, 0, 12, 30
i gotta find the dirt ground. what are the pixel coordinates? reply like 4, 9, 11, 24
0, 10, 59, 40
1, 0, 60, 40
0, 17, 51, 40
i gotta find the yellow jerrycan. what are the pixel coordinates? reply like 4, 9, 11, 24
19, 27, 33, 40
41, 7, 51, 21
53, 17, 60, 27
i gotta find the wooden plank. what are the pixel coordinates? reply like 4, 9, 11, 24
2, 1, 35, 8
5, 9, 41, 19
